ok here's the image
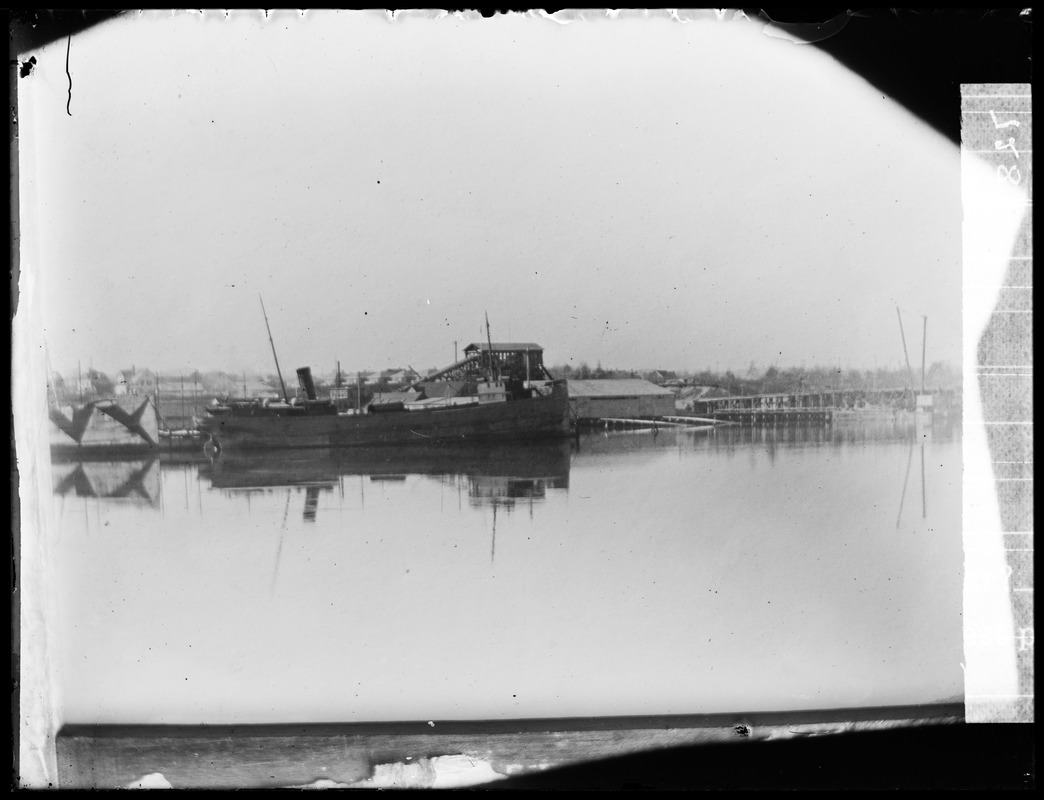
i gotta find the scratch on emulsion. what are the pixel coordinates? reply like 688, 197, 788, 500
65, 33, 73, 116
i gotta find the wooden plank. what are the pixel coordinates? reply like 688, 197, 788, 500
663, 415, 734, 425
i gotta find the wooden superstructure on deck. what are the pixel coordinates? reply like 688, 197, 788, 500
410, 343, 552, 387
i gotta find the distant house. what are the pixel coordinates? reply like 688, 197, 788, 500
378, 368, 412, 387
674, 385, 701, 411
681, 385, 734, 413
241, 378, 281, 398
343, 370, 375, 387
76, 369, 114, 398
155, 375, 193, 395
152, 374, 202, 430
115, 367, 156, 396
368, 388, 421, 406
567, 378, 676, 420
642, 370, 679, 386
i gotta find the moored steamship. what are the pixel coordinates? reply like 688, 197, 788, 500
199, 342, 571, 452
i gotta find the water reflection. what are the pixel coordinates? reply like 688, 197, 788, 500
198, 440, 572, 518
303, 486, 321, 523
699, 415, 957, 455
895, 438, 931, 527
49, 440, 573, 527
48, 420, 957, 516
51, 458, 161, 507
50, 421, 964, 724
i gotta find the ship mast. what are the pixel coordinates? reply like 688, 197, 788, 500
259, 294, 289, 402
896, 306, 916, 410
484, 311, 498, 382
921, 315, 927, 394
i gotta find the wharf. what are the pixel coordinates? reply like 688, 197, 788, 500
51, 434, 210, 462
159, 429, 209, 452
694, 387, 958, 427
706, 409, 833, 426
577, 416, 727, 431
48, 393, 212, 458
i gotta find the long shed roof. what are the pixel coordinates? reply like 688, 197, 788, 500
567, 379, 675, 398
464, 342, 542, 352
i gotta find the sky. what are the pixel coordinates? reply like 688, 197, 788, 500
17, 9, 964, 379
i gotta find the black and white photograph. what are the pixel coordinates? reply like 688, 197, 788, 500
12, 9, 1032, 790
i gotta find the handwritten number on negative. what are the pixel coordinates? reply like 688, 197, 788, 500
989, 110, 1021, 129
995, 137, 1021, 159
990, 106, 1024, 185
997, 165, 1023, 185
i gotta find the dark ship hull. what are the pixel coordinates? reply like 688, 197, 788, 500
199, 379, 571, 452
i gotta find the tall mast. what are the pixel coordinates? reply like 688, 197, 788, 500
920, 315, 927, 394
896, 306, 916, 409
484, 311, 497, 382
260, 294, 289, 402
44, 347, 59, 409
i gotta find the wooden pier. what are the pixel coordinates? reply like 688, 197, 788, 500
578, 416, 723, 431
693, 387, 958, 427
705, 408, 833, 426
580, 412, 830, 429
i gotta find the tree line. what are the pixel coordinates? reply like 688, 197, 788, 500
548, 361, 961, 395
51, 361, 961, 404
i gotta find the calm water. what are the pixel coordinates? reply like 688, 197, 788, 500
49, 419, 963, 724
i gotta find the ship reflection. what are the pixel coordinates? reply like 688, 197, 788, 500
199, 440, 572, 519
429, 472, 568, 510
303, 485, 322, 522
469, 475, 558, 507
51, 458, 161, 507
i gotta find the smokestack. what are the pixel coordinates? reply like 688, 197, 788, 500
296, 367, 318, 400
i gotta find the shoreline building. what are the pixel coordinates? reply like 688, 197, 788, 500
566, 379, 676, 421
